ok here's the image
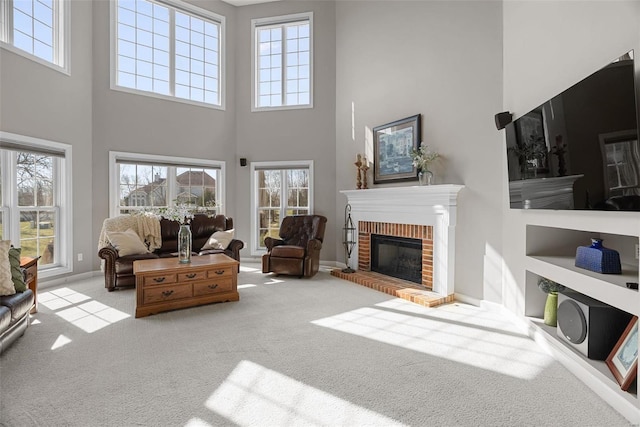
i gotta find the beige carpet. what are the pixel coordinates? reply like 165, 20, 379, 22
0, 263, 631, 426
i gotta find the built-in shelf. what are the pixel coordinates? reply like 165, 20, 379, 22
526, 255, 639, 316
528, 318, 638, 410
523, 222, 640, 423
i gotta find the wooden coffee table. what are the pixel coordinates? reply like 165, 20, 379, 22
133, 254, 239, 318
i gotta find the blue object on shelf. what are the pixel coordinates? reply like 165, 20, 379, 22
575, 238, 621, 274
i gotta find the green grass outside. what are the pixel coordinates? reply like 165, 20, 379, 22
20, 221, 54, 262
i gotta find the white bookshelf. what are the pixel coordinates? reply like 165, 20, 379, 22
522, 221, 640, 423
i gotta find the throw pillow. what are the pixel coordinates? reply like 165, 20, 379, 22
8, 247, 27, 292
202, 229, 235, 250
0, 240, 16, 296
107, 229, 149, 256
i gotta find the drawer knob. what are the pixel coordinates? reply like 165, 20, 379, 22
153, 277, 166, 283
208, 284, 219, 290
214, 270, 225, 275
186, 273, 197, 279
162, 290, 174, 297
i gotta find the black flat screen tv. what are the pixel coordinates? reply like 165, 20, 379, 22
505, 51, 640, 211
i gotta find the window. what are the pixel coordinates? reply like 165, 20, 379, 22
250, 161, 313, 255
0, 0, 69, 72
110, 152, 225, 217
0, 132, 72, 277
600, 130, 640, 198
252, 12, 312, 111
112, 0, 224, 108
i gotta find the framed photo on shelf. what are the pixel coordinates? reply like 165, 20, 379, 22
373, 114, 421, 184
606, 316, 638, 391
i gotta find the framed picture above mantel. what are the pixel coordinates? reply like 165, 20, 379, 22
373, 114, 421, 184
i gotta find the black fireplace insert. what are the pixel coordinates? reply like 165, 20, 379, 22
371, 234, 422, 285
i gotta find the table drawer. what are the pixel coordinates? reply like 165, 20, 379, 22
193, 278, 234, 296
143, 273, 177, 286
23, 264, 37, 284
178, 270, 206, 282
144, 284, 191, 304
207, 266, 233, 279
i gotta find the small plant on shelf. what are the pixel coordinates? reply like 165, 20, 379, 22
538, 277, 565, 327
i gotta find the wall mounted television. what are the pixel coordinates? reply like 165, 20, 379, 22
505, 50, 640, 211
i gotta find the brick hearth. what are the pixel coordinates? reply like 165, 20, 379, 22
330, 269, 454, 308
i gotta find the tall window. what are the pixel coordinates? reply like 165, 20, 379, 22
0, 132, 72, 276
111, 152, 225, 217
112, 0, 224, 108
252, 12, 312, 111
251, 161, 313, 254
0, 0, 69, 72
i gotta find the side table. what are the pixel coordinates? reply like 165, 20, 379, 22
20, 256, 39, 314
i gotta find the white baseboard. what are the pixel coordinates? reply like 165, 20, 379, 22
39, 271, 101, 290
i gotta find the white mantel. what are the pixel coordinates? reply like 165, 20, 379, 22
341, 184, 464, 297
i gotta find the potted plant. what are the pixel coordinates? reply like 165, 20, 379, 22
538, 277, 565, 326
410, 142, 439, 185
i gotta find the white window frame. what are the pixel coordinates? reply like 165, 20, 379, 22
0, 131, 73, 279
251, 12, 313, 112
109, 151, 226, 218
110, 0, 225, 110
0, 0, 70, 74
250, 160, 313, 256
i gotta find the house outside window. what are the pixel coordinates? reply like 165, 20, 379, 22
251, 12, 312, 111
0, 0, 69, 73
0, 132, 72, 277
250, 160, 313, 255
111, 0, 224, 108
110, 152, 225, 217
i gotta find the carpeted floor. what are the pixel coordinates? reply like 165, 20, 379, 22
0, 263, 631, 426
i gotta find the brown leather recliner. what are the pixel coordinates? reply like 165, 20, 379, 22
262, 215, 327, 278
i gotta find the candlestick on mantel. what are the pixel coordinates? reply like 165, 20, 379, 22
360, 156, 370, 189
355, 154, 363, 189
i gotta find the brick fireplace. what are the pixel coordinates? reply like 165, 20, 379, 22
334, 185, 463, 305
358, 221, 433, 289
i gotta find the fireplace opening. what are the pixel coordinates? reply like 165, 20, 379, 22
371, 234, 422, 285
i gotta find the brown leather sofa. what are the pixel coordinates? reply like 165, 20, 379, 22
262, 215, 327, 278
98, 214, 243, 291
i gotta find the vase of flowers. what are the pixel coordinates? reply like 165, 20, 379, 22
410, 142, 439, 185
538, 277, 566, 326
158, 204, 196, 264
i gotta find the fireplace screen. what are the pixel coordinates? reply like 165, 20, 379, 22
371, 234, 422, 285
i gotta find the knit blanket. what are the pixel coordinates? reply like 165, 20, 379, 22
98, 214, 162, 252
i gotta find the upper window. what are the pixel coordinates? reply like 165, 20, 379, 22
0, 0, 69, 73
112, 0, 224, 108
252, 12, 312, 111
110, 152, 225, 218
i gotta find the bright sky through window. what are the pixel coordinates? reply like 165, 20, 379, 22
114, 0, 222, 107
12, 0, 55, 63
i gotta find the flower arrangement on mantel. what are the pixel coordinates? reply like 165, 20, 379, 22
410, 142, 440, 172
134, 202, 219, 225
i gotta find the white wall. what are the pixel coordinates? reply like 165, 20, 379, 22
501, 1, 640, 314
234, 1, 337, 261
0, 0, 94, 276
335, 1, 504, 300
91, 0, 238, 269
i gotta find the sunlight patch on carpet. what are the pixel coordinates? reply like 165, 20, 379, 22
51, 334, 72, 350
237, 284, 257, 289
311, 304, 553, 380
205, 360, 407, 426
39, 287, 130, 333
